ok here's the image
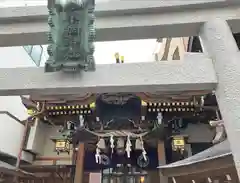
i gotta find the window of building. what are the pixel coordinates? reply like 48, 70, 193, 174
172, 47, 180, 60
23, 45, 32, 54
23, 45, 43, 67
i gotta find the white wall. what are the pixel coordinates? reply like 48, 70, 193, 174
26, 118, 48, 155
0, 47, 36, 161
0, 114, 33, 162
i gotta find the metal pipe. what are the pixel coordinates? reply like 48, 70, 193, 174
13, 119, 29, 183
15, 119, 29, 169
0, 111, 23, 125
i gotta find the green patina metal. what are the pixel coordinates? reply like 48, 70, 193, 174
45, 0, 96, 72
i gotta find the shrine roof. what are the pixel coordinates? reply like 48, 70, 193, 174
0, 160, 33, 176
158, 140, 231, 169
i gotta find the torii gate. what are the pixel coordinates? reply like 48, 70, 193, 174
0, 1, 240, 182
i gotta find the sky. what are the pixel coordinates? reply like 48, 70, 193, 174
39, 39, 158, 66
78, 40, 157, 64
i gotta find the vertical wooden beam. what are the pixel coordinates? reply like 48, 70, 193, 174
158, 141, 168, 183
158, 141, 166, 165
74, 143, 85, 183
63, 172, 67, 183
185, 144, 192, 157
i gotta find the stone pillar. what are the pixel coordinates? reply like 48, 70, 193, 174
199, 19, 240, 180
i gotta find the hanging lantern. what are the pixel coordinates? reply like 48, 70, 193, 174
171, 135, 186, 153
51, 137, 70, 155
116, 138, 125, 155
140, 176, 145, 183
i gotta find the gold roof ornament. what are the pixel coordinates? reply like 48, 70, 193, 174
114, 52, 124, 63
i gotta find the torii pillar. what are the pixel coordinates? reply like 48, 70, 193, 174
199, 19, 240, 180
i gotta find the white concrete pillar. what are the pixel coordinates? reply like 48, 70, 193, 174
199, 19, 240, 179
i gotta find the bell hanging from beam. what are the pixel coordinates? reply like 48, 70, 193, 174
116, 138, 125, 155
96, 138, 106, 150
135, 137, 143, 150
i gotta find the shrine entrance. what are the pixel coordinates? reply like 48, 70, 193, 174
102, 165, 149, 183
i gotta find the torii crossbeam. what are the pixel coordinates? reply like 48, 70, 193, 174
0, 53, 216, 96
0, 0, 239, 46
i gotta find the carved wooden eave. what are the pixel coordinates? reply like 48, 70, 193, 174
158, 140, 234, 179
21, 90, 209, 110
